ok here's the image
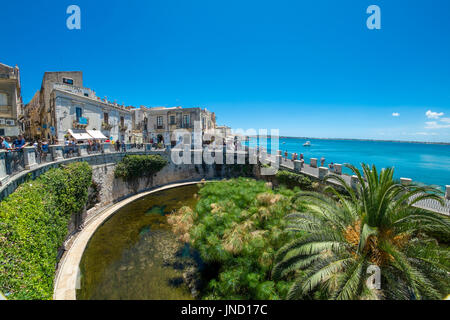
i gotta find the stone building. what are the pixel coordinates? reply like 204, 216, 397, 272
23, 90, 41, 140
216, 125, 232, 138
23, 71, 133, 144
133, 106, 216, 145
0, 62, 23, 137
39, 71, 84, 141
50, 84, 133, 144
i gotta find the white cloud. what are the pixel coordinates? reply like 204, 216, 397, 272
440, 117, 450, 123
415, 132, 438, 136
425, 121, 450, 129
426, 110, 444, 119
392, 112, 400, 117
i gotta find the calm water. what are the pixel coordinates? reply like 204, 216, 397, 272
248, 137, 450, 189
77, 185, 200, 300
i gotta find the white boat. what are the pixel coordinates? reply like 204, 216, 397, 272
303, 141, 311, 147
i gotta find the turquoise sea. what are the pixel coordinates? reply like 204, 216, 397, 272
247, 137, 450, 189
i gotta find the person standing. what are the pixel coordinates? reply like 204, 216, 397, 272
321, 157, 325, 167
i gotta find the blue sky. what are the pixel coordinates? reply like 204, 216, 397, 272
1, 0, 450, 142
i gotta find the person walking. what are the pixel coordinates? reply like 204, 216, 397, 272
321, 157, 326, 167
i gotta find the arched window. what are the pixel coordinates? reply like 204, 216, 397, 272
0, 93, 7, 106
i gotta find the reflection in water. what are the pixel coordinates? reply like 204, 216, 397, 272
77, 185, 200, 300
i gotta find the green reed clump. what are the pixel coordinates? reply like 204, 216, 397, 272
169, 178, 307, 299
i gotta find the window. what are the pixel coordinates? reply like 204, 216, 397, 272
75, 107, 83, 120
170, 115, 176, 125
63, 78, 74, 85
202, 117, 206, 129
157, 116, 163, 126
183, 114, 190, 126
0, 93, 7, 106
0, 129, 4, 136
120, 116, 124, 127
84, 93, 89, 97
104, 112, 109, 123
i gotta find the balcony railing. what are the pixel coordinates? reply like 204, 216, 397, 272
154, 124, 165, 130
0, 73, 17, 80
102, 122, 113, 131
180, 123, 194, 129
119, 124, 128, 132
73, 117, 89, 129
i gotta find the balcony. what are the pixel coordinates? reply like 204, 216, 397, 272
119, 124, 128, 132
102, 122, 113, 131
73, 117, 89, 129
180, 123, 194, 129
0, 73, 17, 80
154, 124, 165, 130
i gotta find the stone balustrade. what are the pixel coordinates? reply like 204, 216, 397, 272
294, 159, 303, 171
334, 163, 342, 175
351, 175, 359, 189
400, 178, 412, 186
318, 167, 328, 180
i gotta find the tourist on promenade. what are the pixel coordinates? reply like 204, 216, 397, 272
329, 162, 335, 172
0, 137, 13, 174
115, 140, 121, 152
300, 153, 304, 161
40, 140, 49, 162
121, 140, 126, 152
321, 157, 325, 167
284, 151, 288, 159
13, 135, 27, 150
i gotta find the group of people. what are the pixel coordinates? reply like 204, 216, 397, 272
0, 134, 27, 151
111, 139, 126, 152
87, 139, 103, 153
0, 135, 53, 173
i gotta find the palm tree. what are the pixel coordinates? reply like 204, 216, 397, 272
273, 164, 450, 300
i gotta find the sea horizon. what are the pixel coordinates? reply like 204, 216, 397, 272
246, 135, 450, 146
246, 136, 450, 189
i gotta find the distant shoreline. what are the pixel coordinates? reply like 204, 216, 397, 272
246, 136, 450, 146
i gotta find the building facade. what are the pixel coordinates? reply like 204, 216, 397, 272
39, 71, 84, 141
0, 62, 22, 137
23, 91, 40, 140
133, 106, 216, 145
23, 71, 133, 144
50, 84, 133, 144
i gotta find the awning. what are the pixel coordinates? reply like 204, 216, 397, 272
87, 129, 108, 140
68, 129, 92, 141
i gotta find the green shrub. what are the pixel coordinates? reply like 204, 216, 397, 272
114, 155, 168, 181
275, 170, 312, 190
0, 162, 92, 300
169, 178, 304, 299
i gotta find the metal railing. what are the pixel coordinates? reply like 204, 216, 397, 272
4, 149, 25, 177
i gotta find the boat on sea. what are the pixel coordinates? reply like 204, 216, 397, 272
303, 141, 311, 147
